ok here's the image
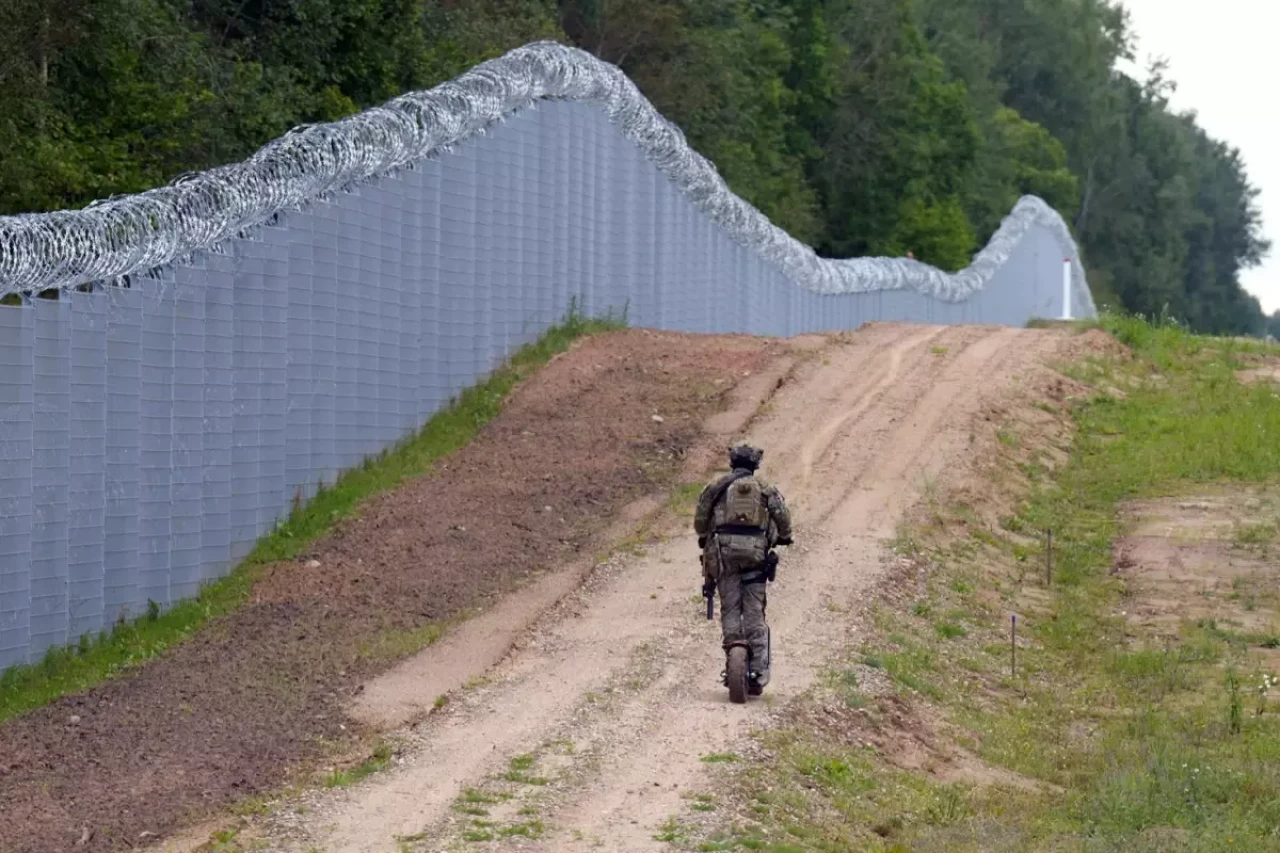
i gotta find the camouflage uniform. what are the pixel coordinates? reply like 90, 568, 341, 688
694, 453, 792, 690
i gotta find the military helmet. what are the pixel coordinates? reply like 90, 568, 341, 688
728, 444, 764, 471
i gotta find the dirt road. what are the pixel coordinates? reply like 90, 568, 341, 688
213, 323, 1072, 852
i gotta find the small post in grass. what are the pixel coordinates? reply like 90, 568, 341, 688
1046, 528, 1053, 587
1010, 614, 1017, 677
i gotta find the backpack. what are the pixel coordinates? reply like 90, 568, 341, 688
719, 476, 769, 532
711, 475, 770, 570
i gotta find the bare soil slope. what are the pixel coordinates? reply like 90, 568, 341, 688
220, 322, 1084, 853
0, 329, 790, 853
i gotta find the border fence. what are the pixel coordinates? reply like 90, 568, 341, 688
0, 42, 1096, 670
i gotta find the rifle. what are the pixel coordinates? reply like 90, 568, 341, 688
703, 576, 716, 620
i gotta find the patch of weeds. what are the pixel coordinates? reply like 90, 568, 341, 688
1236, 521, 1277, 546
668, 482, 705, 515
969, 527, 1000, 548
889, 530, 921, 556
653, 817, 687, 843
700, 752, 740, 763
358, 622, 446, 662
1018, 460, 1050, 482
882, 644, 942, 699
836, 669, 858, 689
323, 740, 394, 788
931, 346, 949, 355
209, 828, 241, 852
229, 794, 274, 817
935, 622, 968, 640
999, 513, 1028, 534
1103, 646, 1203, 699
923, 784, 971, 826
547, 737, 576, 754
0, 305, 625, 721
996, 427, 1020, 448
1226, 667, 1244, 735
500, 753, 550, 786
498, 820, 545, 838
395, 832, 428, 852
459, 787, 509, 805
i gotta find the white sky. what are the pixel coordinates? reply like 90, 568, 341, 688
1117, 0, 1278, 313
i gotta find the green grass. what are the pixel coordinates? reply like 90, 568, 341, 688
359, 621, 448, 663
500, 753, 550, 786
0, 303, 625, 724
458, 787, 510, 805
668, 481, 706, 515
322, 740, 393, 788
881, 643, 942, 700
948, 314, 1280, 847
948, 313, 1280, 846
1236, 521, 1277, 546
497, 820, 545, 838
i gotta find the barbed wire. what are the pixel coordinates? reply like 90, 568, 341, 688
0, 40, 1093, 312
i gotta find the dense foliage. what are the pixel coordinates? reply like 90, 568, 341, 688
0, 0, 1269, 335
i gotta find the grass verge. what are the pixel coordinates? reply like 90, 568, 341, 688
0, 302, 624, 723
672, 314, 1280, 851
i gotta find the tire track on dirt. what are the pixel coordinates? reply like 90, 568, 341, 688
795, 324, 947, 494
235, 324, 1067, 853
533, 326, 1028, 851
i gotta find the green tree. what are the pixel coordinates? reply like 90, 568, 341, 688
0, 0, 300, 213
0, 0, 1268, 336
960, 107, 1079, 242
917, 0, 1268, 333
558, 0, 823, 243
812, 0, 980, 269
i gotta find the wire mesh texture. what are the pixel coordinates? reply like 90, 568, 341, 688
0, 41, 1095, 669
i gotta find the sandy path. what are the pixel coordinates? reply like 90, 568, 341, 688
251, 323, 1064, 853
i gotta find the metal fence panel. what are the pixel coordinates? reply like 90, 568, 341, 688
0, 57, 1096, 668
31, 298, 71, 653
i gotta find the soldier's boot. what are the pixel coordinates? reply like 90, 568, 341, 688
747, 628, 771, 695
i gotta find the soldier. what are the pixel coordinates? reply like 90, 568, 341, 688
694, 444, 792, 695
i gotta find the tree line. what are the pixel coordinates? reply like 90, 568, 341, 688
0, 0, 1269, 335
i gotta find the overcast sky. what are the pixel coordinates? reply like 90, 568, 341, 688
1117, 0, 1278, 312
